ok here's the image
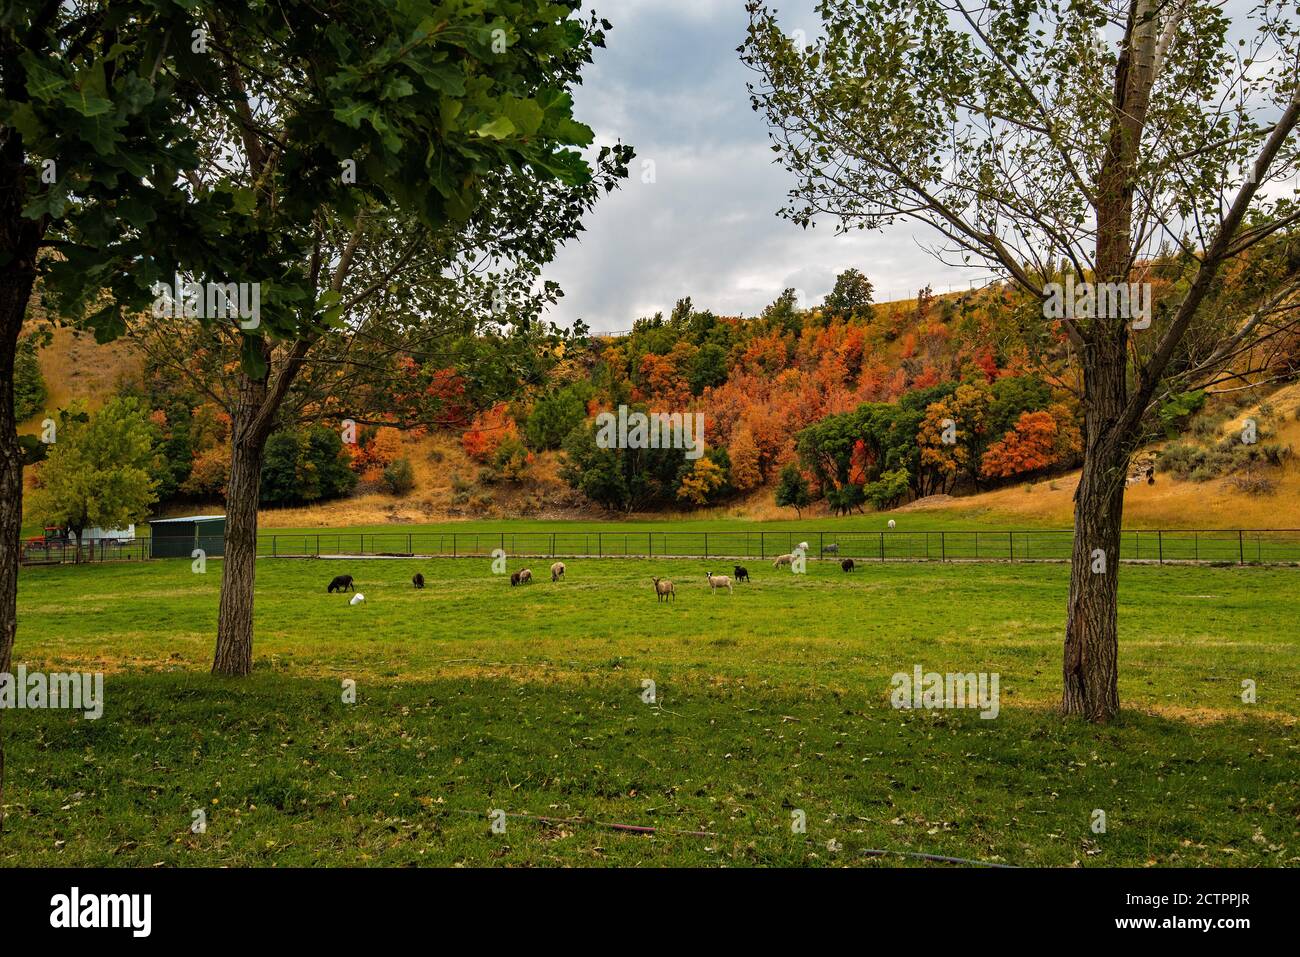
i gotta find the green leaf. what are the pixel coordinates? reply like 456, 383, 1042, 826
240, 335, 269, 379
474, 115, 516, 139
62, 86, 114, 117
21, 56, 67, 101
230, 187, 257, 215
21, 188, 67, 221
500, 97, 544, 137
332, 100, 375, 129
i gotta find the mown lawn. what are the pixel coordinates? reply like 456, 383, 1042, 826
3, 554, 1297, 867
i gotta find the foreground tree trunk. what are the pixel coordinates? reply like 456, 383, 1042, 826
1062, 338, 1131, 721
0, 281, 25, 674
0, 198, 41, 831
0, 290, 22, 833
212, 373, 271, 677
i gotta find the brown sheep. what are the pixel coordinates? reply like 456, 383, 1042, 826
653, 577, 675, 602
551, 561, 566, 582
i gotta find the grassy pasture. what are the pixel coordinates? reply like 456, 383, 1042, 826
3, 552, 1297, 867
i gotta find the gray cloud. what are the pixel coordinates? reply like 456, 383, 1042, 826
542, 0, 980, 332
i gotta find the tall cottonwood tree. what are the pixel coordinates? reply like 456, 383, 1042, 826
743, 0, 1300, 720
143, 1, 626, 676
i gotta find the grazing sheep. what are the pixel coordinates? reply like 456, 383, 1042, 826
551, 561, 566, 582
733, 565, 750, 583
349, 593, 365, 606
327, 574, 355, 593
822, 542, 839, 554
706, 572, 733, 594
511, 568, 533, 587
841, 558, 855, 572
653, 577, 675, 602
772, 553, 795, 568
412, 573, 425, 589
887, 519, 896, 529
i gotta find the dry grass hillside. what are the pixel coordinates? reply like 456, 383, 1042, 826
905, 381, 1300, 529
21, 324, 142, 431
258, 432, 591, 527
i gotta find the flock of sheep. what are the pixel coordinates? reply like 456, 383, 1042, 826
326, 525, 904, 605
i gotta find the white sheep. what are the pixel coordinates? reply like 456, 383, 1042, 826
887, 519, 896, 529
706, 572, 733, 594
550, 561, 566, 582
772, 553, 795, 568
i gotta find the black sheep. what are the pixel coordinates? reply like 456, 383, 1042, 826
733, 565, 750, 583
327, 574, 355, 593
841, 559, 855, 572
412, 573, 425, 589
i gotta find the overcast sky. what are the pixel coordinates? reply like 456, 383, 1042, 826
541, 0, 984, 333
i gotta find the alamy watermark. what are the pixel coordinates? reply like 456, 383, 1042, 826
890, 664, 999, 719
595, 405, 705, 460
151, 275, 261, 329
1043, 276, 1152, 329
0, 666, 104, 720
50, 887, 150, 937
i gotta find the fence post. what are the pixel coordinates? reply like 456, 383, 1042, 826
761, 532, 765, 559
704, 533, 709, 558
940, 531, 946, 562
819, 531, 824, 557
1239, 529, 1245, 565
552, 533, 556, 557
598, 532, 602, 558
408, 533, 412, 555
273, 536, 277, 558
648, 533, 652, 558
879, 531, 885, 562
1157, 530, 1162, 565
1008, 531, 1013, 562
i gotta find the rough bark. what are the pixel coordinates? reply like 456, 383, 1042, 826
212, 371, 271, 676
0, 276, 25, 833
1062, 339, 1130, 720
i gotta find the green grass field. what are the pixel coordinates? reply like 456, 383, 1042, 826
4, 547, 1298, 867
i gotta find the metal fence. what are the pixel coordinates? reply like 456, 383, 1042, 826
19, 529, 1300, 566
18, 537, 152, 565
254, 528, 1300, 565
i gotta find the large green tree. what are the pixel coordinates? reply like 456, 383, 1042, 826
123, 2, 627, 676
744, 0, 1300, 720
27, 398, 158, 558
1, 0, 212, 830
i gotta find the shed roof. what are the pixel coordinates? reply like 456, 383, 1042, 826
148, 514, 227, 525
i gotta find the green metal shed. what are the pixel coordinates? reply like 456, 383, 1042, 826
148, 515, 227, 558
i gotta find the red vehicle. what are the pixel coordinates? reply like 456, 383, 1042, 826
21, 526, 70, 561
